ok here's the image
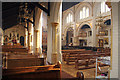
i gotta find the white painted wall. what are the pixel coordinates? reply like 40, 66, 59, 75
62, 2, 111, 48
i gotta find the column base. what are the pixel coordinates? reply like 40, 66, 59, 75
52, 52, 58, 64
24, 43, 27, 47
35, 48, 39, 55
28, 46, 31, 51
58, 52, 62, 63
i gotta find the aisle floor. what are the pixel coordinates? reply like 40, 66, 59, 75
62, 60, 109, 78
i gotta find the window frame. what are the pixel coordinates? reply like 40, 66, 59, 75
80, 6, 90, 20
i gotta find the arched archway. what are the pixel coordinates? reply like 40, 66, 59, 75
104, 19, 111, 25
78, 24, 92, 47
20, 36, 24, 46
66, 27, 74, 46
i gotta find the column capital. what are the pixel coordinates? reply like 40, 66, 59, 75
106, 2, 112, 9
51, 22, 59, 27
28, 33, 31, 35
34, 30, 39, 32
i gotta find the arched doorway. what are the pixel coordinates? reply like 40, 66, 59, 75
4, 35, 9, 45
66, 27, 73, 46
78, 24, 92, 47
20, 36, 24, 46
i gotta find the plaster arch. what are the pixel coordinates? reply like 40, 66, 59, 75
103, 17, 111, 23
50, 2, 62, 23
104, 19, 111, 26
34, 7, 42, 30
64, 26, 74, 38
77, 22, 91, 36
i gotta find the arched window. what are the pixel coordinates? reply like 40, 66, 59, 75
101, 1, 110, 13
80, 6, 89, 19
80, 10, 83, 19
86, 7, 89, 17
66, 13, 73, 23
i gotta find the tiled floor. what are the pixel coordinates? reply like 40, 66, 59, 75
62, 60, 109, 78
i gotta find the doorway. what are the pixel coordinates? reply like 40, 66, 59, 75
20, 36, 24, 46
98, 39, 104, 47
66, 28, 73, 46
79, 39, 87, 47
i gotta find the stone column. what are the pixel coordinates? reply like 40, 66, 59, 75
51, 22, 58, 64
33, 7, 42, 55
24, 27, 28, 48
34, 30, 39, 54
73, 22, 79, 46
28, 33, 31, 51
57, 3, 62, 63
92, 2, 101, 47
47, 16, 52, 63
28, 21, 33, 52
73, 6, 78, 46
110, 2, 120, 78
47, 2, 62, 64
92, 18, 96, 47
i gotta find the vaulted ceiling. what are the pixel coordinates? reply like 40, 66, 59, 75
2, 2, 80, 30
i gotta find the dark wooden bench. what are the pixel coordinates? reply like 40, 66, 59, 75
75, 53, 98, 69
2, 54, 45, 69
65, 50, 94, 64
2, 45, 28, 53
2, 61, 84, 80
62, 49, 85, 61
2, 47, 28, 53
2, 62, 62, 79
75, 52, 110, 70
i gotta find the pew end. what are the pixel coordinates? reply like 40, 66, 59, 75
76, 71, 84, 80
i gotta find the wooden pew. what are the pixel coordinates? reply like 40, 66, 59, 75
62, 49, 85, 61
2, 54, 45, 69
75, 54, 98, 69
2, 62, 62, 79
75, 52, 110, 70
2, 48, 28, 53
62, 49, 85, 53
2, 45, 28, 53
63, 49, 110, 65
65, 50, 94, 64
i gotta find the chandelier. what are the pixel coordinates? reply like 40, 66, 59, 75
18, 3, 31, 26
23, 3, 31, 19
95, 14, 107, 36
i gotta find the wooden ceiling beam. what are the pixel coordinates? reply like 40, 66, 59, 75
31, 2, 48, 14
